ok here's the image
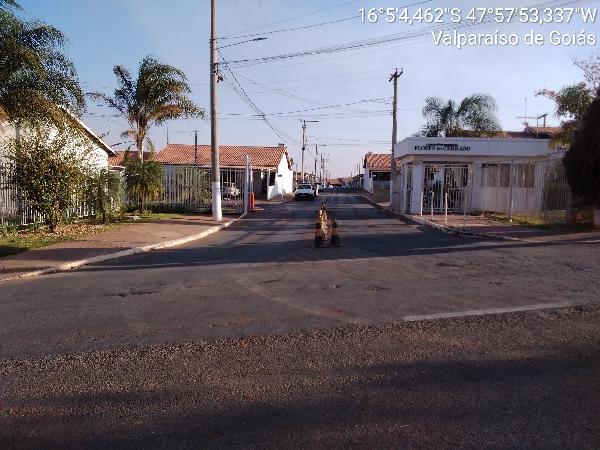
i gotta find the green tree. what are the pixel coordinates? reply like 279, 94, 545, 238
563, 89, 600, 227
536, 54, 599, 147
0, 0, 84, 125
1, 126, 91, 231
87, 169, 122, 224
420, 94, 500, 137
123, 153, 164, 212
90, 56, 204, 160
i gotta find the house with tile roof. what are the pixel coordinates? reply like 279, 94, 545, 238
363, 152, 392, 193
1, 115, 116, 169
154, 143, 293, 200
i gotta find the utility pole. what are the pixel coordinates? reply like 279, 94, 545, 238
389, 68, 403, 206
314, 144, 318, 181
210, 0, 222, 221
301, 119, 318, 182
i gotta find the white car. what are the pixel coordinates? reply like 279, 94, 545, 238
294, 183, 315, 201
222, 182, 240, 196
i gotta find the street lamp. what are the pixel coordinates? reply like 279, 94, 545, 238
210, 0, 267, 222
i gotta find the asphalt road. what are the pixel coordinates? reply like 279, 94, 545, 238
1, 193, 600, 448
1, 305, 599, 448
1, 193, 599, 359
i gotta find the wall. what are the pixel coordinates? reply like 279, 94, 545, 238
363, 168, 372, 192
0, 122, 109, 170
267, 154, 293, 200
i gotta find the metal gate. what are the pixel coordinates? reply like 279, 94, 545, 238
152, 165, 248, 214
423, 164, 471, 213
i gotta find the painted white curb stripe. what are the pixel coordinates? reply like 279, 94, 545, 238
0, 214, 245, 283
402, 300, 586, 322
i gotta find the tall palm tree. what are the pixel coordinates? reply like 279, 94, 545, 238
0, 0, 84, 124
90, 57, 204, 160
421, 94, 500, 137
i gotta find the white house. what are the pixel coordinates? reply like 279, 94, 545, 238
152, 143, 293, 200
0, 115, 116, 169
363, 152, 391, 193
392, 136, 558, 215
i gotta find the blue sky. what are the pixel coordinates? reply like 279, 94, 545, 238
17, 0, 600, 176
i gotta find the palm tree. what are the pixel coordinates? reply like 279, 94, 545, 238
90, 57, 204, 160
0, 0, 84, 124
421, 94, 500, 137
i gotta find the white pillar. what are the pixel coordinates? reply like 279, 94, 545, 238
410, 162, 424, 215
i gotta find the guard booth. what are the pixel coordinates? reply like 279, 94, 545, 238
392, 137, 555, 216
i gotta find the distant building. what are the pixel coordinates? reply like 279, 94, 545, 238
363, 152, 391, 193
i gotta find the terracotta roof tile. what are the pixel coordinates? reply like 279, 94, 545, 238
108, 150, 151, 167
364, 153, 391, 171
525, 126, 562, 137
155, 144, 289, 169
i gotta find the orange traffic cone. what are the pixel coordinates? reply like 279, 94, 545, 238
314, 214, 326, 247
330, 219, 343, 247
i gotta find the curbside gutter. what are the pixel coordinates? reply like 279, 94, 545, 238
359, 194, 521, 241
0, 213, 246, 284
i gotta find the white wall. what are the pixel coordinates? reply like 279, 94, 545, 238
0, 122, 110, 170
396, 137, 553, 159
363, 167, 372, 192
267, 154, 293, 200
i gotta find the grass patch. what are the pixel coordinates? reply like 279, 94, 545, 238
0, 213, 183, 258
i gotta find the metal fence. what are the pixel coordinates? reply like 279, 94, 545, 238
0, 163, 95, 227
142, 165, 248, 215
479, 157, 570, 224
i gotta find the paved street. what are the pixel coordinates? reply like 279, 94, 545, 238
1, 193, 599, 359
1, 192, 600, 448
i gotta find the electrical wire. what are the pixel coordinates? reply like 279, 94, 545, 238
224, 0, 590, 68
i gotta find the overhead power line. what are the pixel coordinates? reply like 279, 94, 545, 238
221, 0, 363, 37
223, 0, 588, 69
218, 50, 299, 144
220, 16, 355, 40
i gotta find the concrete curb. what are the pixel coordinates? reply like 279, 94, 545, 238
0, 213, 246, 284
359, 194, 521, 241
406, 214, 523, 241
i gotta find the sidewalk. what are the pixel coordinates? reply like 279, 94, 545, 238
360, 193, 600, 243
0, 215, 239, 282
410, 212, 600, 243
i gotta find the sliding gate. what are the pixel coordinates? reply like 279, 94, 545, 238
422, 163, 472, 213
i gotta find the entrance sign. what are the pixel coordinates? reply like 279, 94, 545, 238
414, 143, 472, 152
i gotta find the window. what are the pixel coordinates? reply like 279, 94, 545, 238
482, 164, 511, 187
372, 171, 391, 181
516, 164, 535, 188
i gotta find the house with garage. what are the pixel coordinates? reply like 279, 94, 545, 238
154, 143, 293, 200
363, 152, 391, 193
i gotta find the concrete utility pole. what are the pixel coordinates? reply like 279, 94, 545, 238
210, 0, 222, 221
301, 120, 318, 182
314, 144, 318, 180
389, 68, 403, 206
